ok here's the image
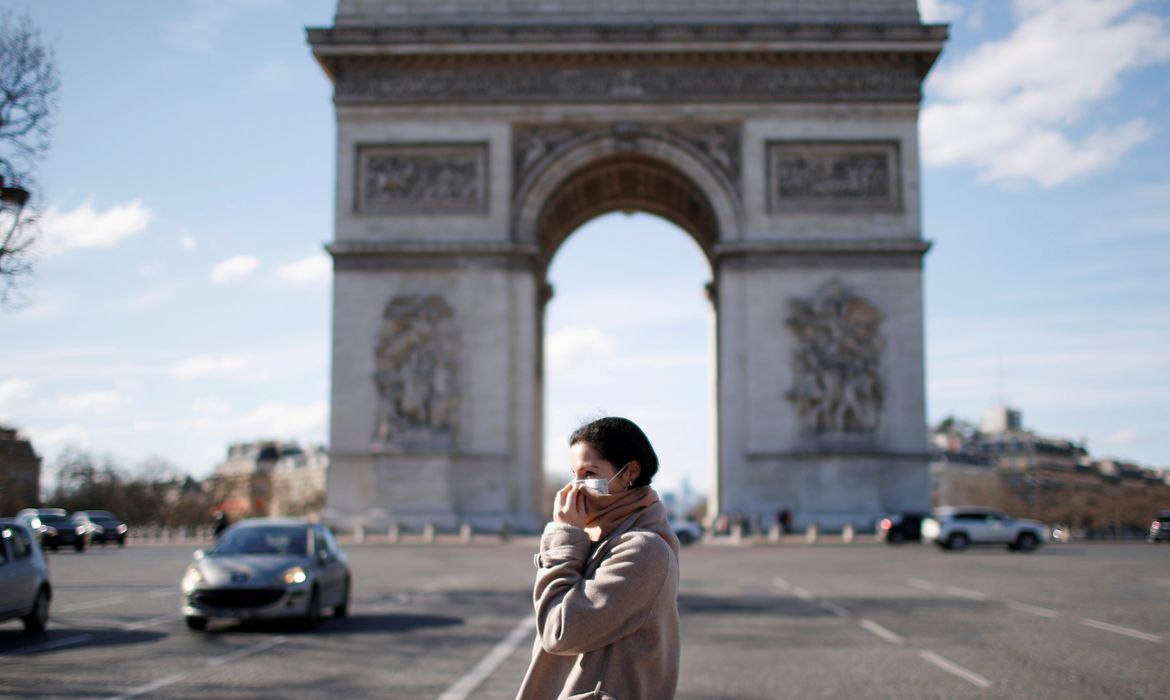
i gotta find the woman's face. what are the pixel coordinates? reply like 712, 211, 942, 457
569, 442, 639, 490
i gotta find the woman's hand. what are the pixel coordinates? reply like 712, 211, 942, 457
553, 482, 589, 529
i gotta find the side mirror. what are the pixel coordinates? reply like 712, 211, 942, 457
317, 549, 330, 564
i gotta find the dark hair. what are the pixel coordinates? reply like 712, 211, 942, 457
568, 417, 658, 487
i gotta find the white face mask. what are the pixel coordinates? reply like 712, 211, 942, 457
574, 462, 631, 496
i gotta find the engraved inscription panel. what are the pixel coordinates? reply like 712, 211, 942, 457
767, 141, 900, 213
358, 143, 488, 214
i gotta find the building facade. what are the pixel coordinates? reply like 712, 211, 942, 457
0, 426, 41, 514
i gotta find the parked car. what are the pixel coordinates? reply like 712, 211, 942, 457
669, 518, 703, 546
877, 512, 928, 544
0, 519, 52, 634
16, 508, 89, 552
1149, 511, 1170, 543
921, 506, 1048, 552
72, 511, 129, 546
181, 518, 350, 631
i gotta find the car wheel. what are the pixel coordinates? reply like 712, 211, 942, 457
301, 587, 321, 630
1015, 532, 1038, 552
118, 537, 126, 547
888, 531, 905, 544
21, 588, 50, 635
946, 533, 969, 552
677, 531, 695, 546
334, 578, 350, 618
185, 616, 208, 631
74, 540, 86, 553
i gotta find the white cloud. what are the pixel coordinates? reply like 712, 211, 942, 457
545, 327, 617, 371
169, 354, 262, 381
56, 391, 129, 416
0, 378, 32, 420
27, 424, 92, 452
179, 234, 197, 251
275, 255, 331, 285
1105, 428, 1141, 445
922, 0, 1170, 187
919, 0, 964, 23
238, 402, 329, 437
193, 397, 232, 415
38, 198, 152, 254
210, 255, 261, 285
165, 0, 279, 54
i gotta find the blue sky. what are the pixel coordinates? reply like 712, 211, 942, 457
1, 1, 1167, 496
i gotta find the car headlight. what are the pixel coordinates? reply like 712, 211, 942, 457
117, 524, 128, 533
44, 526, 57, 536
182, 565, 205, 591
75, 525, 86, 535
281, 566, 308, 585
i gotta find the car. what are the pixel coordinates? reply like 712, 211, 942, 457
72, 511, 129, 546
0, 519, 52, 634
669, 518, 703, 546
181, 518, 351, 631
921, 506, 1048, 553
1149, 511, 1170, 543
877, 512, 928, 544
16, 508, 90, 552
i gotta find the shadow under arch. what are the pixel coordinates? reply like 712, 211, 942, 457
513, 131, 742, 274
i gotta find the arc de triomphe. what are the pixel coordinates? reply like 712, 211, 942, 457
309, 0, 946, 532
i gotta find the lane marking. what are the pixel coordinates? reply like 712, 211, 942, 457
58, 595, 128, 613
944, 586, 987, 601
206, 636, 289, 666
907, 578, 939, 591
818, 600, 850, 619
791, 586, 814, 601
772, 577, 791, 591
122, 615, 176, 631
149, 589, 175, 599
0, 633, 95, 656
1004, 601, 1059, 619
436, 615, 535, 700
858, 619, 905, 645
103, 636, 290, 700
918, 650, 992, 689
1081, 619, 1163, 643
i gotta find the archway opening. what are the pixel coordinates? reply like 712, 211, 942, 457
541, 211, 715, 520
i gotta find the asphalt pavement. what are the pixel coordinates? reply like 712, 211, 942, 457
1, 538, 1167, 699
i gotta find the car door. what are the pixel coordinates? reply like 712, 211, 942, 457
0, 531, 15, 616
312, 527, 345, 607
985, 512, 1013, 543
955, 512, 990, 543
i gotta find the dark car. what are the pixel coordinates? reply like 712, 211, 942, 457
1149, 511, 1170, 543
73, 511, 129, 546
878, 512, 928, 543
17, 509, 89, 552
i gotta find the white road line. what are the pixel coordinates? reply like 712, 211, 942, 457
1081, 619, 1163, 643
918, 650, 992, 689
121, 615, 176, 631
436, 615, 535, 700
818, 600, 850, 619
58, 595, 128, 613
103, 636, 290, 700
907, 578, 939, 591
1004, 600, 1059, 618
772, 577, 791, 591
944, 586, 987, 601
857, 619, 905, 645
149, 589, 175, 599
206, 636, 289, 666
792, 586, 814, 601
0, 633, 95, 656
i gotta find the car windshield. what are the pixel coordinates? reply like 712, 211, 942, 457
213, 526, 308, 556
41, 515, 72, 525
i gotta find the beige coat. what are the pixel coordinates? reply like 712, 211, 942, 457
516, 501, 681, 700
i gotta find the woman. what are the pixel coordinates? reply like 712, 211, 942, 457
517, 417, 681, 700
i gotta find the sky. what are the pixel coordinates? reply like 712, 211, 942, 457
1, 0, 1168, 497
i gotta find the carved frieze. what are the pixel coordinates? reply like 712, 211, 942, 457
767, 141, 900, 213
512, 122, 740, 193
357, 143, 487, 215
785, 281, 885, 435
336, 63, 924, 105
373, 295, 460, 445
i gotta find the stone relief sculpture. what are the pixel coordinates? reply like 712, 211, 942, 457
373, 295, 459, 444
767, 141, 899, 212
786, 281, 885, 435
359, 144, 487, 214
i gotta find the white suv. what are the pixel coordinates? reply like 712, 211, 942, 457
922, 507, 1047, 553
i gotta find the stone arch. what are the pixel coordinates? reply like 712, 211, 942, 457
514, 133, 742, 272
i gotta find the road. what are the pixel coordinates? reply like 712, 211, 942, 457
1, 539, 1167, 699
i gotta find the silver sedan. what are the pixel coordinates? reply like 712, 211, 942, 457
181, 518, 350, 631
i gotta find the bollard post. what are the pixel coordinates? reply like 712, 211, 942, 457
460, 522, 473, 544
842, 523, 855, 543
423, 522, 436, 544
355, 520, 365, 544
388, 522, 400, 544
806, 523, 819, 543
732, 521, 744, 545
769, 521, 782, 543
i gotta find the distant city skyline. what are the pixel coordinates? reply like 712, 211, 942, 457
1, 1, 1167, 495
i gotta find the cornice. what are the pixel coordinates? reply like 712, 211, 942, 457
713, 238, 931, 257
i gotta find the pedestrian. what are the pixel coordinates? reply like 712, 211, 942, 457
211, 510, 230, 539
516, 416, 680, 700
